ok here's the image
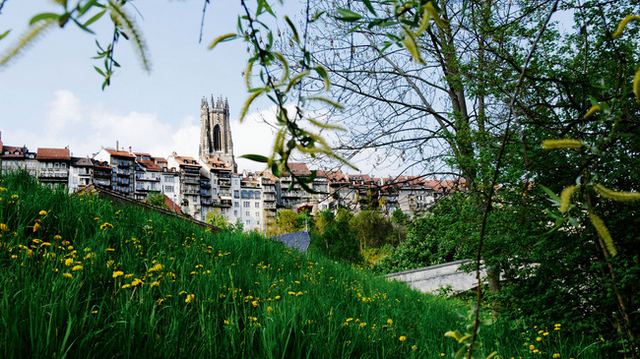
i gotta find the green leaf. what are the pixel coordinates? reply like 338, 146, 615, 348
0, 30, 10, 42
208, 32, 237, 50
314, 65, 330, 90
240, 154, 270, 163
239, 90, 263, 122
336, 8, 362, 22
84, 9, 107, 28
362, 0, 377, 15
284, 16, 299, 44
307, 96, 344, 109
93, 65, 106, 76
29, 13, 61, 26
539, 184, 560, 202
402, 30, 424, 64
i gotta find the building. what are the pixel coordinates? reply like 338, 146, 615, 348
200, 96, 237, 172
168, 153, 202, 220
35, 147, 71, 189
69, 157, 94, 193
94, 148, 136, 197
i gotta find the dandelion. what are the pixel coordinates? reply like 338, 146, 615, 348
386, 318, 393, 325
266, 306, 273, 313
41, 242, 51, 247
543, 331, 549, 336
533, 349, 540, 354
100, 222, 113, 231
131, 278, 143, 287
53, 234, 62, 241
91, 309, 99, 315
0, 223, 8, 232
411, 345, 418, 351
553, 354, 561, 358
39, 210, 48, 216
32, 238, 42, 244
106, 247, 115, 253
64, 258, 74, 267
223, 319, 230, 325
274, 295, 281, 300
72, 265, 83, 271
178, 290, 187, 296
248, 316, 258, 322
10, 254, 17, 260
399, 335, 407, 342
185, 293, 195, 303
121, 284, 131, 289
296, 291, 304, 296
251, 300, 259, 308
112, 271, 124, 278
63, 272, 73, 279
148, 263, 163, 272
359, 322, 367, 328
33, 222, 40, 233
124, 273, 134, 279
288, 291, 296, 296
536, 337, 542, 342
150, 281, 160, 287
529, 345, 535, 351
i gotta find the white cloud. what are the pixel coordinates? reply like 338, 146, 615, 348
5, 90, 278, 169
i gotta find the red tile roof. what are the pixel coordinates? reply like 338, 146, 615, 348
138, 160, 162, 171
285, 162, 311, 177
36, 147, 71, 161
105, 148, 135, 159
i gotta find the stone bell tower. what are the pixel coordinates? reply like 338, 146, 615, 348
199, 95, 237, 171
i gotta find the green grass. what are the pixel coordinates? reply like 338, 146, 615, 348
0, 172, 602, 358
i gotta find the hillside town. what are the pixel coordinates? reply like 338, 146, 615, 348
0, 96, 464, 232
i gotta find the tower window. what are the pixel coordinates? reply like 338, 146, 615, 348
213, 124, 222, 151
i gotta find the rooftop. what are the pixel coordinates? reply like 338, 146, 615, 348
36, 147, 71, 161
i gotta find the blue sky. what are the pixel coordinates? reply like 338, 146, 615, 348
0, 1, 291, 171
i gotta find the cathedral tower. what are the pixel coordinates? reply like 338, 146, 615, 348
199, 95, 237, 171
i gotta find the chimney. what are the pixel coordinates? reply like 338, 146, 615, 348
116, 140, 119, 151
128, 146, 132, 154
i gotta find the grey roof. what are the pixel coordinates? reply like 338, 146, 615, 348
273, 231, 311, 252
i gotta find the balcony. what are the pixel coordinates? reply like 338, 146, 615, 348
218, 178, 231, 187
37, 169, 69, 179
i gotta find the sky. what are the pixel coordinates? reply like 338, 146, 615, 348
0, 1, 297, 172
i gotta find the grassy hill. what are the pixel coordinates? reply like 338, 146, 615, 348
0, 172, 599, 358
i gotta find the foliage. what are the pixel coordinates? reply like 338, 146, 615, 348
271, 208, 312, 235
349, 209, 394, 249
309, 209, 362, 264
205, 209, 230, 231
145, 192, 168, 210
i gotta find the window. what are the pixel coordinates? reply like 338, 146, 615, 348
164, 176, 174, 183
245, 211, 250, 217
254, 191, 261, 199
234, 210, 238, 216
234, 190, 239, 198
164, 185, 174, 192
255, 212, 259, 218
234, 202, 239, 208
243, 201, 250, 208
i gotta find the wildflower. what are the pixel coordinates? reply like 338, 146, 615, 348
11, 194, 18, 200
150, 281, 160, 287
72, 265, 83, 272
121, 284, 131, 289
296, 291, 304, 296
64, 258, 74, 267
529, 345, 535, 351
131, 278, 143, 287
251, 300, 259, 308
439, 353, 445, 357
359, 322, 367, 328
543, 332, 549, 336
248, 316, 258, 322
274, 295, 281, 300
91, 310, 98, 315
106, 260, 114, 268
411, 345, 418, 351
39, 210, 48, 216
41, 242, 51, 247
148, 263, 163, 273
124, 273, 134, 279
399, 336, 407, 342
386, 319, 393, 325
288, 291, 296, 296
0, 187, 5, 192
223, 319, 230, 325
553, 354, 561, 359
266, 306, 273, 313
100, 222, 113, 231
106, 248, 115, 253
33, 223, 40, 233
112, 271, 124, 278
0, 223, 8, 232
63, 272, 73, 279
185, 294, 195, 303
536, 337, 542, 342
32, 238, 42, 244
10, 254, 17, 260
533, 349, 540, 354
53, 234, 62, 241
178, 290, 187, 296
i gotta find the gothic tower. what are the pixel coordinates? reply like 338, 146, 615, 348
199, 95, 237, 171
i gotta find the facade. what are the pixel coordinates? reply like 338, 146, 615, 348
94, 148, 136, 197
200, 96, 237, 172
168, 153, 202, 220
69, 157, 94, 193
35, 148, 71, 189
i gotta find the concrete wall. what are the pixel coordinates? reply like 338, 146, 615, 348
386, 259, 486, 294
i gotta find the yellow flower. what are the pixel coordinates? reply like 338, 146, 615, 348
150, 281, 160, 287
288, 291, 296, 296
536, 336, 542, 342
41, 242, 51, 247
0, 223, 8, 232
251, 300, 259, 308
121, 284, 131, 289
131, 278, 143, 287
529, 345, 535, 350
53, 234, 62, 241
100, 222, 113, 231
411, 345, 418, 351
543, 331, 549, 336
39, 210, 48, 216
124, 273, 134, 279
64, 258, 74, 267
178, 290, 187, 296
106, 248, 115, 253
386, 319, 393, 325
266, 306, 273, 313
148, 263, 163, 272
33, 223, 40, 233
63, 272, 73, 279
274, 295, 281, 300
72, 265, 83, 272
248, 316, 258, 322
296, 291, 303, 296
399, 336, 407, 342
112, 271, 124, 278
91, 309, 98, 315
553, 354, 561, 359
359, 322, 367, 328
533, 349, 540, 354
185, 294, 195, 303
32, 238, 42, 244
223, 319, 230, 325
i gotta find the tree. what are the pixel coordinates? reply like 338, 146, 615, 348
205, 209, 230, 230
146, 192, 169, 210
310, 208, 361, 263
